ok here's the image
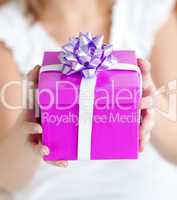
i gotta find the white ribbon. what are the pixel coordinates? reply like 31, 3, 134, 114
40, 64, 142, 160
77, 77, 97, 160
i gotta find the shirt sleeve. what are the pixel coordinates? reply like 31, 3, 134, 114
111, 0, 176, 58
0, 2, 31, 72
138, 0, 176, 58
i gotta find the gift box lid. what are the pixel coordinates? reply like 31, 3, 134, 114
39, 51, 142, 106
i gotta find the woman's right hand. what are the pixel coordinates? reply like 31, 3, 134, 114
17, 65, 68, 168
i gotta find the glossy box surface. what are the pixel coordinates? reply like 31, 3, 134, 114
38, 51, 142, 160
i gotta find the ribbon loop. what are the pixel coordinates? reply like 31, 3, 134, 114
59, 32, 116, 78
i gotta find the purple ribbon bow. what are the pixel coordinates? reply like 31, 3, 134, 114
59, 32, 117, 78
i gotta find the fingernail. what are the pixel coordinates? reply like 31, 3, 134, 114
34, 125, 42, 133
57, 161, 68, 168
41, 146, 50, 156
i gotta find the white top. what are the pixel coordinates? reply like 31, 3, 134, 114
0, 1, 177, 200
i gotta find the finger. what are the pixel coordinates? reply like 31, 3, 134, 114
21, 121, 42, 134
32, 143, 50, 156
142, 85, 155, 97
33, 144, 69, 168
39, 145, 50, 156
27, 65, 41, 83
137, 58, 151, 76
140, 109, 155, 132
139, 132, 151, 152
46, 161, 69, 168
137, 59, 156, 93
139, 109, 155, 152
140, 118, 155, 137
143, 78, 156, 92
140, 96, 153, 109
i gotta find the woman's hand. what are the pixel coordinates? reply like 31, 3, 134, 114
138, 59, 156, 152
17, 66, 68, 168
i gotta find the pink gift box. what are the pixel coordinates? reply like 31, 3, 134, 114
38, 50, 142, 160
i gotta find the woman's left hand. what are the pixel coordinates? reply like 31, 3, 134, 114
138, 58, 156, 152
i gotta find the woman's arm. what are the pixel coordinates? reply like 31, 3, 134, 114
0, 45, 67, 192
0, 43, 41, 192
150, 10, 177, 164
0, 44, 22, 138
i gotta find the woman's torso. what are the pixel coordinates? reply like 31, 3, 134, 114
0, 0, 177, 199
